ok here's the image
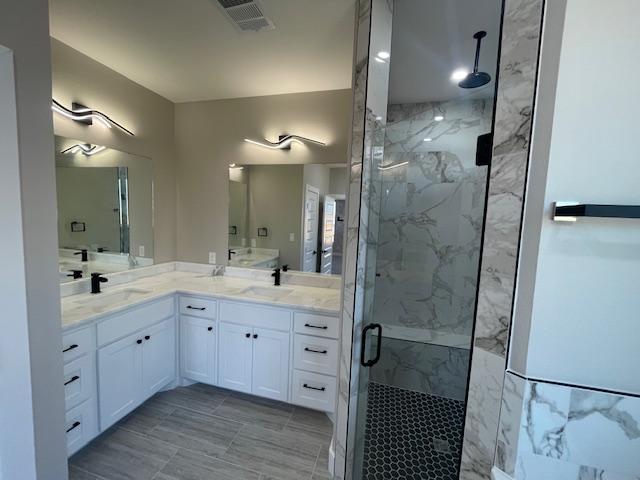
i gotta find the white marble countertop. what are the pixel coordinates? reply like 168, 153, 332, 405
61, 270, 341, 331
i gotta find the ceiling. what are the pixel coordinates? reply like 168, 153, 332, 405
388, 0, 502, 104
49, 0, 356, 103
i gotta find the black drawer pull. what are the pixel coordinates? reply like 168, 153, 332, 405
63, 344, 79, 353
186, 306, 206, 311
245, 333, 251, 338
304, 323, 328, 330
144, 335, 151, 341
66, 421, 81, 433
136, 339, 142, 344
207, 326, 213, 331
304, 347, 328, 354
64, 375, 80, 386
303, 383, 326, 392
253, 333, 258, 339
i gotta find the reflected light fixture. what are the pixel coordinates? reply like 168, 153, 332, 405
377, 51, 390, 59
451, 68, 469, 82
51, 99, 135, 136
244, 135, 326, 150
228, 163, 244, 170
378, 161, 409, 171
374, 57, 385, 64
434, 115, 444, 122
423, 137, 433, 142
61, 143, 106, 156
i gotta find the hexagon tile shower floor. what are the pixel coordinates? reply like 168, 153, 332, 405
362, 382, 465, 479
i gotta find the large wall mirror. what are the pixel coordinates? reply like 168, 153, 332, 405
55, 136, 154, 282
228, 163, 347, 275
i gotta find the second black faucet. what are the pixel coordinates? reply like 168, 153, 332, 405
271, 268, 281, 286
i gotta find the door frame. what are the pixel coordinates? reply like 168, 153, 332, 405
299, 184, 321, 272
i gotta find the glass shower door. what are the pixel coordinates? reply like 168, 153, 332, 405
347, 0, 503, 478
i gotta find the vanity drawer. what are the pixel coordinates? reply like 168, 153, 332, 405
97, 296, 174, 347
62, 327, 95, 364
291, 370, 337, 413
65, 398, 98, 457
294, 312, 339, 339
64, 354, 95, 411
220, 301, 291, 332
179, 296, 217, 319
294, 334, 339, 376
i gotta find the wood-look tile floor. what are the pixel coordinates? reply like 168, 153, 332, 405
69, 383, 333, 480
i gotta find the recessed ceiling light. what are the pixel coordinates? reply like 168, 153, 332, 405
374, 57, 385, 64
434, 115, 444, 122
451, 68, 469, 82
423, 138, 433, 142
377, 51, 390, 59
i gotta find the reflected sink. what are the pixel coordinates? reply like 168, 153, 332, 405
75, 288, 152, 307
241, 285, 293, 301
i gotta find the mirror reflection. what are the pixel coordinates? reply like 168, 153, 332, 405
228, 163, 347, 274
55, 136, 154, 282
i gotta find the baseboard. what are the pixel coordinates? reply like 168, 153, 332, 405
491, 466, 514, 480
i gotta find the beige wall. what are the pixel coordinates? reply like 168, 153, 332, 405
329, 167, 348, 194
51, 39, 177, 262
175, 89, 353, 263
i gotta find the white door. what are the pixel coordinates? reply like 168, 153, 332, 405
218, 322, 253, 393
320, 196, 337, 274
302, 184, 320, 272
251, 327, 290, 401
98, 332, 143, 430
181, 316, 216, 384
141, 318, 176, 397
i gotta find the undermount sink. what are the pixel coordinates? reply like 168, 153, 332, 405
241, 285, 293, 301
75, 288, 152, 307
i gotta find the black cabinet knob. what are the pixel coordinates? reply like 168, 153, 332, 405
144, 335, 150, 340
253, 333, 258, 339
136, 339, 142, 344
245, 333, 250, 338
207, 326, 213, 332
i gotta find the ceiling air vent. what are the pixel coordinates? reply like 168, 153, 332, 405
214, 0, 275, 32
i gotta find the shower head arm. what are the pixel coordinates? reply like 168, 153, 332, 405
472, 30, 487, 73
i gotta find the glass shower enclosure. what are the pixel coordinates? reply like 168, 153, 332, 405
347, 0, 503, 478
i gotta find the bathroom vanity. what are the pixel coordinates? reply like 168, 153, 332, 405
59, 264, 341, 456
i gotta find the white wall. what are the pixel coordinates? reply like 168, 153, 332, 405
0, 1, 68, 477
512, 0, 640, 394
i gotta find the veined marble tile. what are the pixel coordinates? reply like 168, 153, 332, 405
460, 347, 506, 480
496, 372, 526, 475
516, 452, 640, 480
369, 337, 470, 401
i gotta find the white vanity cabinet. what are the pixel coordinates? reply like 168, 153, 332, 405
97, 299, 176, 431
181, 316, 216, 384
218, 301, 291, 402
61, 326, 98, 457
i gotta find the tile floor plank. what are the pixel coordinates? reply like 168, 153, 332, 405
159, 448, 261, 480
213, 392, 293, 431
153, 384, 229, 415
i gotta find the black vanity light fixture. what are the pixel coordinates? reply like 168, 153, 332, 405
51, 99, 135, 136
244, 134, 326, 150
61, 143, 106, 156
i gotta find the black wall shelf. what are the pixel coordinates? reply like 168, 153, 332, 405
553, 202, 640, 221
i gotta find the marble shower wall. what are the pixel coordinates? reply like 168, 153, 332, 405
495, 372, 640, 479
375, 99, 491, 343
460, 0, 546, 478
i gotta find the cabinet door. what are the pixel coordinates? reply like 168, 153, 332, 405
98, 332, 143, 431
141, 318, 176, 397
252, 328, 290, 401
181, 316, 215, 384
218, 322, 252, 394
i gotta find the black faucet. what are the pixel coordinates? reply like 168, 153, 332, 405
90, 273, 108, 294
228, 249, 237, 261
282, 264, 289, 272
74, 249, 89, 262
271, 268, 281, 286
67, 269, 83, 279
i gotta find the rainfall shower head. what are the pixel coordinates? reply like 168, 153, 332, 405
458, 31, 491, 89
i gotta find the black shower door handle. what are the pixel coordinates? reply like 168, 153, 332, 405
360, 323, 382, 367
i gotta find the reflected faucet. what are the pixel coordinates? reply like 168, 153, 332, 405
128, 253, 139, 268
228, 249, 237, 261
272, 268, 281, 286
74, 249, 88, 262
90, 273, 108, 294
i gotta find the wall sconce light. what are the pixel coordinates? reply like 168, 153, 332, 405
61, 143, 106, 156
51, 99, 135, 136
244, 134, 326, 150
